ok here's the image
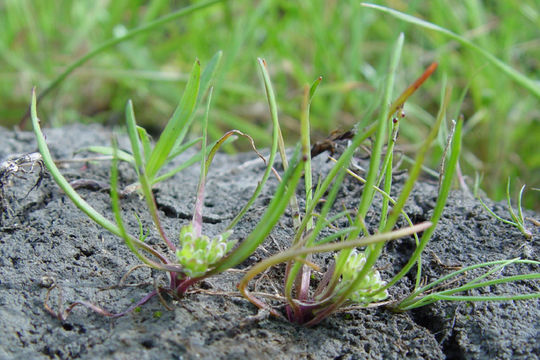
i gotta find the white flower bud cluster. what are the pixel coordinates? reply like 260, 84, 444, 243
176, 223, 235, 278
338, 249, 389, 304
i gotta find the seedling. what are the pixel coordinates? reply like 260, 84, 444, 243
239, 34, 540, 326
479, 179, 535, 239
239, 35, 445, 325
32, 57, 301, 319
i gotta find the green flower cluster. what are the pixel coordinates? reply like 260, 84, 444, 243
338, 249, 389, 304
176, 223, 236, 278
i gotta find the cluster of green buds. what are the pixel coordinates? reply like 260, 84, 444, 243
176, 223, 236, 278
338, 249, 389, 304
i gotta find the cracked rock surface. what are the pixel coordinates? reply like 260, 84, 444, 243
0, 124, 538, 359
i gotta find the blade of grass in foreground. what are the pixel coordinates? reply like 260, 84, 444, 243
31, 88, 120, 237
125, 100, 176, 251
361, 3, 540, 98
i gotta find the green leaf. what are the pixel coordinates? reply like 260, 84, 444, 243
125, 100, 146, 174
31, 89, 121, 237
136, 125, 152, 163
146, 59, 201, 179
169, 51, 223, 157
308, 76, 323, 103
166, 136, 203, 164
197, 51, 223, 107
224, 58, 282, 230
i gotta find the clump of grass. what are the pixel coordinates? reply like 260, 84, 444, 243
479, 178, 535, 239
32, 57, 300, 320
239, 34, 540, 326
30, 37, 539, 325
240, 34, 437, 325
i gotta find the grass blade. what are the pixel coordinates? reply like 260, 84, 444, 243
146, 60, 201, 179
169, 51, 223, 157
362, 3, 540, 98
192, 87, 213, 235
225, 58, 282, 230
110, 136, 164, 269
31, 89, 121, 237
125, 101, 146, 174
136, 126, 153, 163
196, 51, 223, 107
125, 100, 176, 251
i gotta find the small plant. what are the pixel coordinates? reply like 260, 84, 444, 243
239, 34, 440, 325
479, 178, 535, 239
396, 257, 540, 311
32, 56, 302, 319
239, 34, 540, 326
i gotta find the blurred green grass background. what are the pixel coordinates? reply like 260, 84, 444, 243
0, 0, 538, 209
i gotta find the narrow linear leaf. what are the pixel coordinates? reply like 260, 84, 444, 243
146, 60, 201, 179
31, 89, 121, 237
136, 126, 152, 163
169, 51, 223, 157
197, 51, 223, 107
224, 58, 282, 230
125, 100, 146, 174
309, 76, 323, 102
192, 88, 213, 235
